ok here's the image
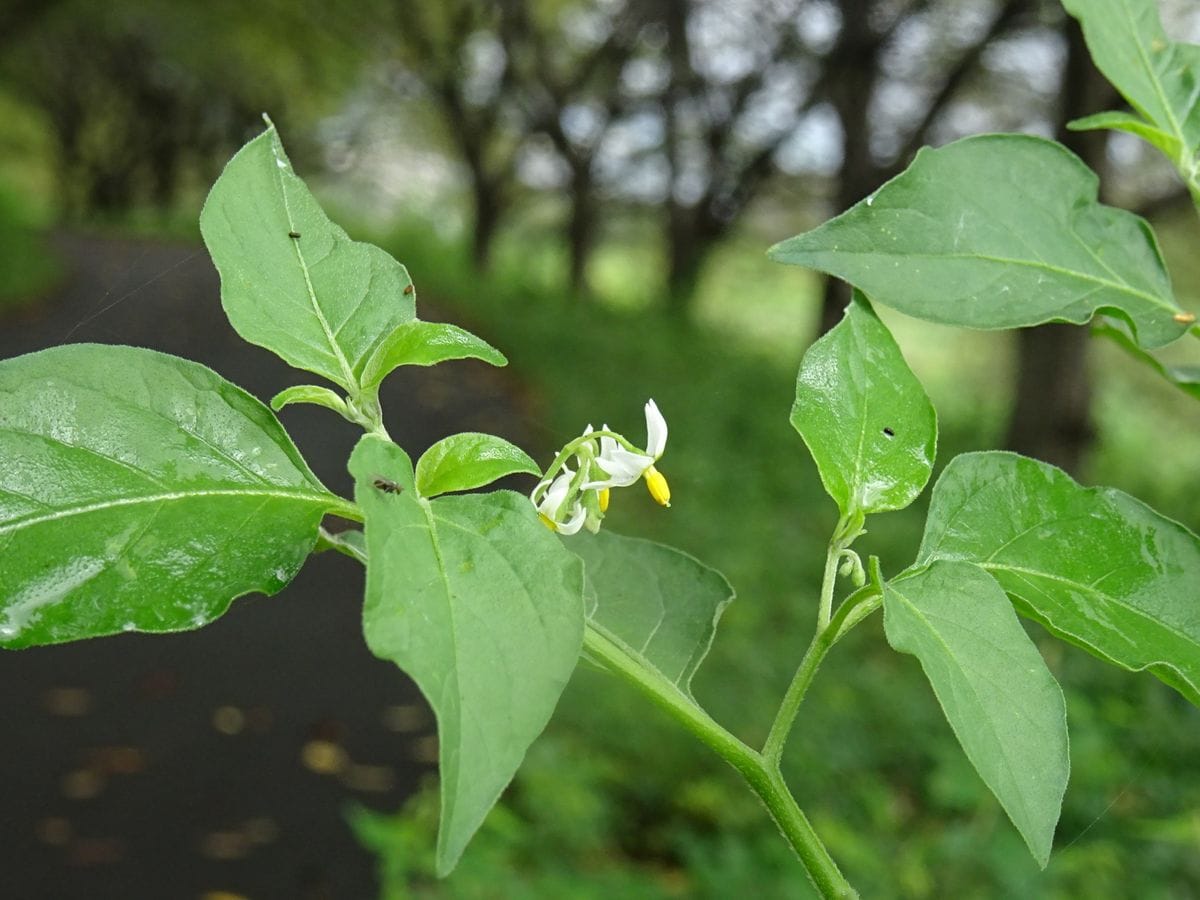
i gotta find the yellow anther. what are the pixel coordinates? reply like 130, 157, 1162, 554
644, 466, 671, 507
538, 513, 558, 531
598, 487, 611, 512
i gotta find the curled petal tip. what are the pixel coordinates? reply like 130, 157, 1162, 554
644, 399, 668, 459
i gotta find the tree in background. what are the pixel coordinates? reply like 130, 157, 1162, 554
390, 0, 527, 270
0, 0, 359, 221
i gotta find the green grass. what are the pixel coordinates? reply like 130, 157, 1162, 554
359, 216, 1200, 898
0, 185, 62, 311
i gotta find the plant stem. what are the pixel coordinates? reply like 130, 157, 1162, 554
816, 539, 842, 632
583, 626, 857, 898
761, 624, 835, 767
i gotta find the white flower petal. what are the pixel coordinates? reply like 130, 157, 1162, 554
535, 468, 575, 519
556, 503, 587, 535
644, 399, 667, 459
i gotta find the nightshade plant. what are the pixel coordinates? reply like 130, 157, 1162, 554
2, 0, 1199, 895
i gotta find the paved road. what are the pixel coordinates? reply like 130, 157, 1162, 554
0, 232, 536, 899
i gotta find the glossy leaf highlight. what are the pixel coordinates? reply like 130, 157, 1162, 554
918, 452, 1200, 706
884, 561, 1069, 867
0, 345, 337, 648
791, 292, 936, 518
201, 123, 416, 391
351, 436, 584, 875
414, 432, 539, 498
769, 134, 1187, 348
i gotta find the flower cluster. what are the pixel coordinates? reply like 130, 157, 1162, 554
531, 399, 670, 535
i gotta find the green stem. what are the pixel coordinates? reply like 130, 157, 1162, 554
584, 626, 857, 899
816, 539, 842, 632
764, 551, 884, 767
762, 625, 835, 768
326, 497, 364, 523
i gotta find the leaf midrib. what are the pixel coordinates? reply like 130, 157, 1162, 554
267, 131, 358, 390
1116, 0, 1186, 153
981, 562, 1197, 651
0, 486, 331, 537
801, 248, 1170, 313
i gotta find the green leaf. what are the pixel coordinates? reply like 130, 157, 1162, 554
568, 530, 733, 700
1067, 111, 1181, 159
1062, 0, 1200, 185
768, 134, 1188, 348
200, 123, 416, 392
350, 435, 584, 875
918, 451, 1200, 706
791, 292, 936, 518
0, 345, 339, 648
360, 321, 507, 391
270, 384, 350, 415
884, 561, 1069, 867
414, 432, 539, 498
1094, 320, 1200, 401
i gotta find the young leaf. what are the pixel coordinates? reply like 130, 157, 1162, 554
200, 123, 416, 392
768, 134, 1188, 348
567, 530, 734, 701
791, 292, 936, 518
1067, 111, 1180, 159
884, 561, 1069, 868
270, 384, 351, 415
918, 452, 1200, 706
1062, 0, 1200, 189
414, 432, 539, 498
350, 436, 584, 876
0, 345, 340, 648
360, 321, 507, 391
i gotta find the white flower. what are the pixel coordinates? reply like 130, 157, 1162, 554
583, 428, 653, 489
532, 467, 586, 534
582, 400, 668, 490
532, 398, 672, 531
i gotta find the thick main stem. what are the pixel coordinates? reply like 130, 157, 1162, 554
583, 627, 857, 898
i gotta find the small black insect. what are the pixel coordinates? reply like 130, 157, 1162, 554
882, 427, 895, 438
288, 230, 301, 239
403, 284, 415, 296
373, 477, 404, 494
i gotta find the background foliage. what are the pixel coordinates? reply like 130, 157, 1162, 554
1, 0, 1199, 896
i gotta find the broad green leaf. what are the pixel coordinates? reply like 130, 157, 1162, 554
360, 321, 507, 391
568, 530, 733, 700
414, 432, 539, 498
1094, 320, 1200, 401
1067, 111, 1180, 159
1062, 0, 1200, 186
791, 292, 936, 518
884, 561, 1069, 867
918, 452, 1200, 706
200, 123, 415, 391
270, 384, 350, 415
768, 134, 1188, 348
0, 345, 339, 648
350, 435, 584, 875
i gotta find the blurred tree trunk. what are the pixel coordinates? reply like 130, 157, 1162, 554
818, 0, 881, 335
470, 173, 502, 271
567, 161, 596, 296
1003, 18, 1109, 474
